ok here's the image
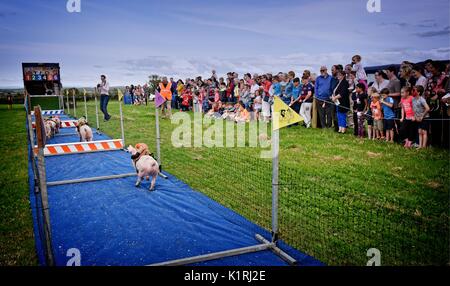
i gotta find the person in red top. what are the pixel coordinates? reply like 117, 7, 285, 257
181, 88, 192, 111
400, 87, 416, 148
260, 75, 273, 122
226, 77, 234, 103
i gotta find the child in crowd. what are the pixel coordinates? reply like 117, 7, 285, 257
380, 88, 396, 143
214, 88, 221, 103
181, 88, 192, 111
235, 101, 250, 123
206, 102, 222, 119
352, 55, 368, 83
400, 87, 416, 148
234, 78, 240, 102
219, 83, 227, 102
253, 88, 263, 121
290, 77, 302, 114
177, 80, 185, 109
370, 93, 384, 140
366, 87, 377, 139
199, 85, 206, 112
279, 74, 288, 104
193, 90, 200, 113
352, 83, 368, 138
261, 76, 272, 122
240, 84, 251, 110
270, 75, 282, 98
412, 86, 430, 149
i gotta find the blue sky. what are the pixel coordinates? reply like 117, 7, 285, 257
0, 0, 449, 87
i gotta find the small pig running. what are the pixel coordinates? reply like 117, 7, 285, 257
77, 116, 93, 142
50, 116, 61, 134
44, 118, 56, 139
127, 143, 159, 191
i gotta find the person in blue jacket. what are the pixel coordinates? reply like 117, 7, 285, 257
315, 66, 333, 128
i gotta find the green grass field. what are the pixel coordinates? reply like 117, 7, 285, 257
0, 105, 37, 266
1, 99, 448, 265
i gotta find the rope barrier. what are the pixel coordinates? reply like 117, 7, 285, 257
310, 95, 450, 121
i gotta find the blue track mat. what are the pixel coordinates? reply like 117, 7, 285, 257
27, 113, 323, 266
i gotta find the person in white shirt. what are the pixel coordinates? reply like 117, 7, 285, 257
250, 81, 260, 99
372, 70, 389, 92
412, 65, 428, 89
97, 75, 111, 121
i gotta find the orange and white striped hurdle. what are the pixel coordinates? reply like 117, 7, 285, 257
34, 139, 124, 156
32, 120, 78, 129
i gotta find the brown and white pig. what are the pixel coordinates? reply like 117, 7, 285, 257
127, 144, 159, 191
51, 116, 61, 134
44, 119, 56, 139
77, 117, 93, 142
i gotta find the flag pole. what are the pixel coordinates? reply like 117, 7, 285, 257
271, 114, 279, 243
270, 97, 302, 243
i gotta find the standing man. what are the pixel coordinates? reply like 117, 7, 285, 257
97, 75, 111, 121
386, 66, 402, 116
315, 66, 333, 128
157, 77, 174, 119
331, 65, 343, 132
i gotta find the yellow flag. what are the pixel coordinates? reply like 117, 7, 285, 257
272, 96, 303, 130
83, 88, 87, 96
117, 89, 124, 101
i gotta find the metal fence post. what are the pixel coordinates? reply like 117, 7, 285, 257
66, 93, 70, 115
94, 91, 100, 133
84, 92, 88, 121
154, 104, 168, 179
72, 91, 76, 118
119, 97, 125, 147
25, 92, 39, 188
271, 126, 280, 243
61, 94, 65, 114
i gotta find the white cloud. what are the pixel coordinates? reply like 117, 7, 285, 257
1, 47, 448, 88
118, 47, 450, 84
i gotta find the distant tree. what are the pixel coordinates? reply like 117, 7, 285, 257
148, 75, 161, 94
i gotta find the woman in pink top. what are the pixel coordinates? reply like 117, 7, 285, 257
400, 87, 416, 148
